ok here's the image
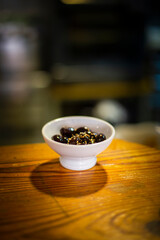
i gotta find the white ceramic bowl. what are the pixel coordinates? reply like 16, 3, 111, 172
42, 116, 115, 171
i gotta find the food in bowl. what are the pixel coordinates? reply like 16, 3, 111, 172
51, 126, 106, 145
42, 116, 115, 170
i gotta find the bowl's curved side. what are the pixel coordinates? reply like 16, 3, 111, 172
42, 116, 115, 158
43, 134, 114, 158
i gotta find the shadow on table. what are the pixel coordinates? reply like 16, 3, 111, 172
30, 159, 107, 198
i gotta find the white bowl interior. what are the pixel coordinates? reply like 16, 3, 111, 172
43, 116, 114, 141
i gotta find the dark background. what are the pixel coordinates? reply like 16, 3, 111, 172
0, 0, 160, 146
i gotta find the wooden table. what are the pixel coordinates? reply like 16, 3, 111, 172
0, 139, 160, 240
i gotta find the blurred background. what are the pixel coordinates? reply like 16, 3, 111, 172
0, 0, 160, 148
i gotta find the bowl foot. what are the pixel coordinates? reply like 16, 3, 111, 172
59, 156, 97, 171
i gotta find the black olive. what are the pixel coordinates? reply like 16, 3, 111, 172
52, 134, 62, 143
61, 136, 68, 144
89, 132, 98, 140
76, 126, 90, 134
95, 133, 106, 142
60, 127, 75, 138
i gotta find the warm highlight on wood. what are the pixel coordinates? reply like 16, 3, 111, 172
0, 139, 160, 240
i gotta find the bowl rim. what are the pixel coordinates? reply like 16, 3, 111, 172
42, 115, 115, 148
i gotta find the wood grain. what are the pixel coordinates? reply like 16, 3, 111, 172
0, 139, 160, 240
